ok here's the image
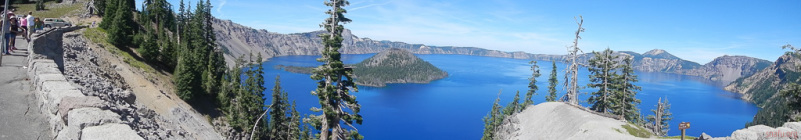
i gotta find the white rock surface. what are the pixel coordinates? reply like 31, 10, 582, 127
81, 124, 144, 140
496, 102, 649, 140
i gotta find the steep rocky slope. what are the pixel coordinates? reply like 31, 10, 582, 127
213, 18, 768, 85
725, 54, 801, 105
685, 55, 772, 85
723, 54, 801, 127
352, 48, 448, 87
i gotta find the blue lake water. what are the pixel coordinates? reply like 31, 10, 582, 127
259, 54, 759, 139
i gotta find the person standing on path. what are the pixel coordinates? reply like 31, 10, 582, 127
7, 16, 19, 53
19, 15, 27, 41
2, 13, 10, 55
25, 11, 32, 42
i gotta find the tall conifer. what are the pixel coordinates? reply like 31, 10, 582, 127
587, 48, 618, 113
613, 56, 641, 121
522, 61, 540, 108
308, 0, 363, 139
546, 61, 558, 102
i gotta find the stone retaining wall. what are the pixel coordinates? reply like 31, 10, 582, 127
26, 26, 143, 140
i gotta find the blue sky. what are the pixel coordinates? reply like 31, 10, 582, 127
146, 0, 800, 64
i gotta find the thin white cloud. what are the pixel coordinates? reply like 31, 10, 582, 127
350, 0, 392, 11
216, 0, 227, 17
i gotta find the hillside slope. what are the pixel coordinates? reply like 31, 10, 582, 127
494, 102, 651, 140
725, 54, 801, 105
684, 55, 772, 85
725, 54, 801, 127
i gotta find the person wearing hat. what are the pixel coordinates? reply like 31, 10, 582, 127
7, 15, 19, 53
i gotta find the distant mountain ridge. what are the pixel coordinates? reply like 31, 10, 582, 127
212, 18, 770, 85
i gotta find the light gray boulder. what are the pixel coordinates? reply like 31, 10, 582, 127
81, 124, 143, 140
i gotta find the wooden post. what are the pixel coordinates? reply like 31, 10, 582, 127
681, 129, 685, 140
679, 122, 690, 140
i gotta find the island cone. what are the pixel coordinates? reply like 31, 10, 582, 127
353, 48, 448, 87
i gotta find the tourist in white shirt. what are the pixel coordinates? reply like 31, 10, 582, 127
25, 11, 33, 42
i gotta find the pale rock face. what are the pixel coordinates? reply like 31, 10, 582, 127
685, 55, 772, 85
644, 49, 666, 56
710, 122, 801, 140
725, 54, 799, 103
81, 124, 144, 140
494, 102, 651, 139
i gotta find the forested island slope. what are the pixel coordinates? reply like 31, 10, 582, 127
275, 49, 448, 87
352, 48, 448, 87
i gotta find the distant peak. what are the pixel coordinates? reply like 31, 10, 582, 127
644, 49, 667, 55
642, 49, 681, 60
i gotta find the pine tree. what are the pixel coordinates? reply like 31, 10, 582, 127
107, 0, 133, 47
289, 101, 302, 140
223, 55, 246, 132
546, 61, 558, 102
522, 61, 540, 109
160, 36, 177, 69
219, 55, 244, 110
99, 0, 117, 29
268, 75, 289, 140
173, 53, 195, 101
481, 91, 504, 140
647, 97, 672, 136
613, 56, 641, 122
300, 121, 313, 140
308, 0, 363, 139
233, 53, 266, 139
587, 48, 618, 113
138, 33, 160, 63
36, 0, 45, 10
504, 91, 521, 115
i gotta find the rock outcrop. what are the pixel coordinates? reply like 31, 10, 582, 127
683, 55, 772, 85
494, 102, 651, 140
725, 54, 800, 105
706, 121, 801, 140
352, 48, 448, 87
623, 49, 702, 72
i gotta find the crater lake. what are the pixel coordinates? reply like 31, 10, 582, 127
259, 54, 759, 139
